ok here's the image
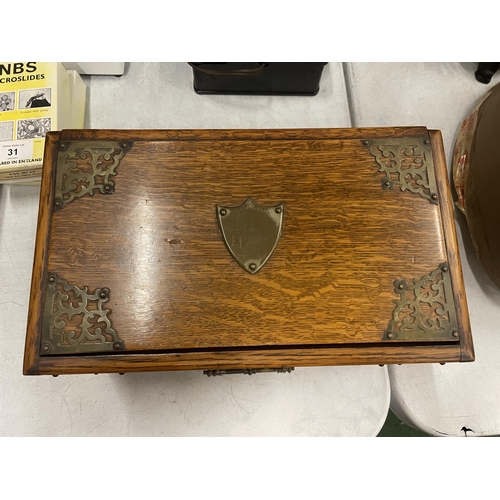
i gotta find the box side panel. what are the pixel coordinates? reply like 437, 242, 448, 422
31, 344, 462, 375
23, 132, 60, 374
430, 130, 474, 361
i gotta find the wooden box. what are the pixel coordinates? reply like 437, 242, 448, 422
24, 128, 474, 375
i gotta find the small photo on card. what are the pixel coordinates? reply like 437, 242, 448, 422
17, 118, 51, 139
0, 121, 14, 141
0, 92, 15, 112
18, 88, 52, 109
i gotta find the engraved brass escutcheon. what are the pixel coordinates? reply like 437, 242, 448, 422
41, 273, 125, 355
216, 198, 284, 274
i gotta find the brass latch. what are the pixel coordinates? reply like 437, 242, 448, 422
203, 367, 294, 376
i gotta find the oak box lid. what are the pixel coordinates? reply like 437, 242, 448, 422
24, 127, 473, 375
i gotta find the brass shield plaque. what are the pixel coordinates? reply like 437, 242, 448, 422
216, 198, 284, 274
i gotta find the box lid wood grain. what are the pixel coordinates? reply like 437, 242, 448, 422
24, 128, 473, 375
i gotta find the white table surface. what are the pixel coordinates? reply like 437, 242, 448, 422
0, 62, 391, 437
346, 62, 500, 436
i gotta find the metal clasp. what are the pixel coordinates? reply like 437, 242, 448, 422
203, 367, 294, 377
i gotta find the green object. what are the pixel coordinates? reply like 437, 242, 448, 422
377, 410, 431, 437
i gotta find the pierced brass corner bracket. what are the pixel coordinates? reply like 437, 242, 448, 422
54, 140, 133, 211
383, 263, 459, 341
362, 137, 438, 204
40, 273, 125, 355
